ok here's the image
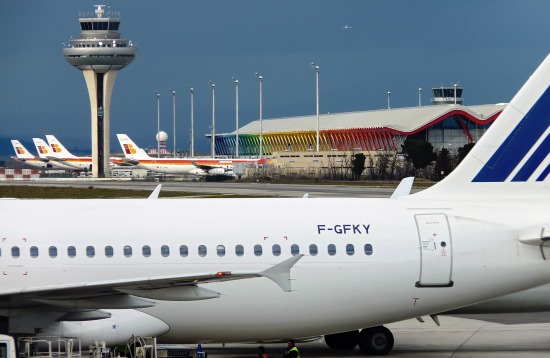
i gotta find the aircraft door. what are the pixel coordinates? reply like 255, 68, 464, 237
415, 214, 453, 287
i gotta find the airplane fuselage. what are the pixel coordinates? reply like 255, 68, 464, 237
1, 197, 549, 343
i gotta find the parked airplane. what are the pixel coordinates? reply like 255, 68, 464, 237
32, 138, 83, 171
45, 135, 131, 171
117, 134, 267, 176
10, 140, 52, 169
1, 53, 550, 356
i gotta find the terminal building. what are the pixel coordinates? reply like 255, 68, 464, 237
213, 87, 506, 162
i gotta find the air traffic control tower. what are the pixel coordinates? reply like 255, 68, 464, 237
63, 5, 137, 177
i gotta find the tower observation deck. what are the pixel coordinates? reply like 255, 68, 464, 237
63, 5, 137, 177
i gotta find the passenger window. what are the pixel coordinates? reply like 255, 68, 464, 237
198, 245, 207, 257
328, 244, 336, 256
272, 244, 281, 256
346, 244, 354, 256
86, 246, 95, 258
30, 246, 39, 258
105, 246, 113, 258
67, 246, 76, 258
142, 245, 151, 257
309, 244, 318, 256
161, 245, 170, 257
291, 244, 300, 256
254, 244, 262, 256
49, 246, 57, 258
123, 245, 132, 257
217, 245, 225, 257
180, 245, 188, 257
235, 245, 244, 257
364, 244, 373, 255
11, 246, 20, 258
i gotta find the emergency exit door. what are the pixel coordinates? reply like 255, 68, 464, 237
415, 214, 453, 287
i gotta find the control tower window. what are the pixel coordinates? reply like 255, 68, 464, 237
92, 22, 108, 30
109, 22, 120, 31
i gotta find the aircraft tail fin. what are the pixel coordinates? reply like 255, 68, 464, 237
45, 135, 77, 158
117, 134, 151, 160
412, 54, 550, 200
11, 140, 35, 159
32, 138, 54, 159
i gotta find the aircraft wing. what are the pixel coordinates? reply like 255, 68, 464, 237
0, 255, 303, 309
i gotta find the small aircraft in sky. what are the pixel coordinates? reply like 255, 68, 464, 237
341, 24, 352, 29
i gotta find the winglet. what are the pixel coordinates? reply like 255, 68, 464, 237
260, 254, 303, 292
390, 177, 415, 199
148, 185, 162, 200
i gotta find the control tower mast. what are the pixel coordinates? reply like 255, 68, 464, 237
63, 5, 137, 177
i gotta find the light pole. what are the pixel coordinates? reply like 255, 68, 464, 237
387, 91, 391, 110
188, 85, 194, 157
209, 80, 216, 158
418, 87, 422, 107
232, 76, 239, 158
170, 88, 176, 157
154, 91, 160, 158
311, 62, 320, 151
454, 84, 458, 105
255, 72, 263, 158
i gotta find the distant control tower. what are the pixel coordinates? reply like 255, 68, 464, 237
431, 85, 463, 105
63, 5, 137, 177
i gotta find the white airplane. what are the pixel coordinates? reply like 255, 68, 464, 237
117, 134, 268, 176
10, 140, 52, 169
45, 135, 131, 171
1, 53, 550, 356
341, 24, 352, 29
32, 137, 83, 171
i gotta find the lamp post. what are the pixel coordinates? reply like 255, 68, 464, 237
454, 83, 457, 105
209, 80, 216, 158
418, 87, 422, 107
170, 88, 176, 157
255, 72, 263, 158
154, 91, 160, 158
232, 77, 239, 158
387, 91, 391, 110
188, 86, 194, 157
311, 62, 320, 151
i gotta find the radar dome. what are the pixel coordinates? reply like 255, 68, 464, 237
156, 131, 168, 142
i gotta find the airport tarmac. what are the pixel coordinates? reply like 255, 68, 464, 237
0, 180, 404, 198
200, 316, 550, 357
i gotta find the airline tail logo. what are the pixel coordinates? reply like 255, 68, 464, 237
50, 144, 62, 153
37, 145, 48, 154
123, 143, 137, 155
15, 147, 25, 155
472, 86, 550, 183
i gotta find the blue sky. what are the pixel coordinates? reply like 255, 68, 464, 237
1, 0, 549, 154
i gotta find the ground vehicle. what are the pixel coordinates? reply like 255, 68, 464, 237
0, 335, 16, 358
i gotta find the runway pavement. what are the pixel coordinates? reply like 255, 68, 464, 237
0, 180, 404, 198
200, 317, 550, 357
